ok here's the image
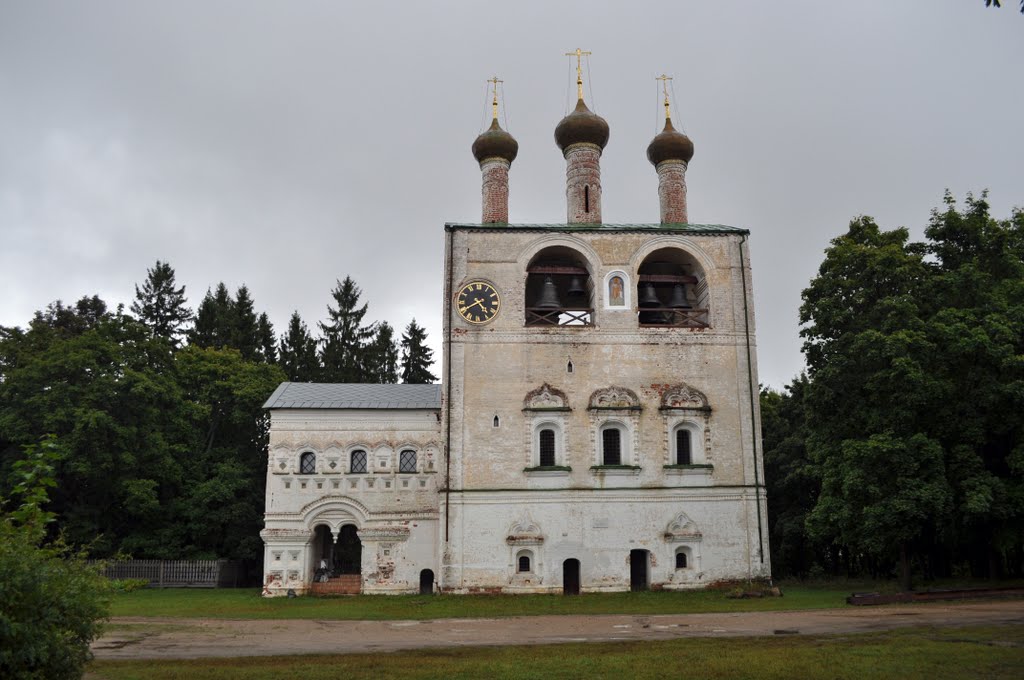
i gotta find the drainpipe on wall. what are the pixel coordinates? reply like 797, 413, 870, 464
738, 234, 766, 568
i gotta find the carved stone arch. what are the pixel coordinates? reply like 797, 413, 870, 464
300, 496, 371, 531
506, 518, 544, 546
664, 512, 703, 542
523, 383, 570, 410
588, 386, 641, 410
661, 382, 711, 411
516, 233, 602, 274
628, 235, 717, 275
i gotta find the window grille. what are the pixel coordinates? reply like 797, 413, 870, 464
299, 452, 316, 475
518, 555, 531, 573
676, 429, 692, 465
350, 450, 367, 474
539, 429, 556, 467
676, 552, 688, 569
602, 428, 621, 465
399, 449, 417, 473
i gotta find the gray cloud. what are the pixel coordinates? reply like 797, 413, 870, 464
1, 1, 1021, 388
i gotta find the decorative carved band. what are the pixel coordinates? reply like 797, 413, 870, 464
588, 386, 641, 410
660, 382, 710, 411
523, 383, 570, 410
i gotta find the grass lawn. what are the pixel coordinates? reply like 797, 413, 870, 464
109, 582, 854, 620
87, 624, 1024, 679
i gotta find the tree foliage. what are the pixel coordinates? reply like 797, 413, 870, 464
130, 260, 192, 347
319, 276, 375, 382
279, 311, 321, 382
400, 318, 437, 384
774, 193, 1024, 585
0, 435, 110, 680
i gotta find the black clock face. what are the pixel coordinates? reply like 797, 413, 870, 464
456, 281, 500, 324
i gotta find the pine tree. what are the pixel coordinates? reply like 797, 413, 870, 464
400, 318, 437, 384
130, 260, 192, 346
189, 283, 233, 348
256, 313, 277, 364
365, 321, 399, 383
319, 277, 374, 383
230, 285, 260, 360
279, 311, 321, 382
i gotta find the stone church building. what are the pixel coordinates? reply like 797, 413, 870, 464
261, 68, 769, 595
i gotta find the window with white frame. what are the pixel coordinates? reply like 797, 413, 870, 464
299, 451, 316, 475
350, 449, 367, 474
671, 422, 703, 465
399, 449, 417, 473
601, 424, 623, 465
516, 549, 534, 573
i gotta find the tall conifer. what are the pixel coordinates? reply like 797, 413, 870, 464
279, 311, 321, 382
400, 318, 437, 384
131, 260, 192, 347
319, 276, 374, 382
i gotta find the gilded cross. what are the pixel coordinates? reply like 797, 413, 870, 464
488, 76, 503, 119
565, 48, 592, 100
656, 73, 673, 120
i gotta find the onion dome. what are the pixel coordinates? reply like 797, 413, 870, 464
555, 98, 610, 152
472, 118, 519, 164
646, 117, 694, 166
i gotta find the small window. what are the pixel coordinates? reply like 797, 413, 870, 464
676, 551, 688, 569
299, 452, 316, 475
567, 360, 574, 373
518, 554, 531, 573
675, 429, 692, 465
602, 428, 621, 465
584, 185, 590, 213
493, 415, 500, 428
539, 429, 556, 467
399, 449, 417, 473
350, 449, 367, 474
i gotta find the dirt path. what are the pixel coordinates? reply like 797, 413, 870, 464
92, 600, 1024, 660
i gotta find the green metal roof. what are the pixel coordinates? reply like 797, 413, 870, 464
444, 222, 748, 234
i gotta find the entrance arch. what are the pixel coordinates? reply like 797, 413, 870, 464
563, 558, 581, 595
630, 549, 649, 591
419, 569, 435, 595
334, 523, 362, 575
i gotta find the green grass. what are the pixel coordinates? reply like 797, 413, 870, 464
87, 624, 1024, 679
108, 583, 849, 620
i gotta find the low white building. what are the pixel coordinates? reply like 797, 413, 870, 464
261, 74, 770, 596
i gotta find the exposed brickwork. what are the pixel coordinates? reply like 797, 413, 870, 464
563, 143, 602, 224
309, 574, 362, 596
657, 160, 688, 224
480, 158, 510, 223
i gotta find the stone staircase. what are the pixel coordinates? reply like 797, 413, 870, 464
309, 574, 361, 596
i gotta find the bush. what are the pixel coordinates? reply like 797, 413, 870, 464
0, 436, 110, 679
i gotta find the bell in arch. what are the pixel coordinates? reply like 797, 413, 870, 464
567, 275, 586, 297
668, 283, 691, 309
638, 283, 661, 307
536, 276, 562, 309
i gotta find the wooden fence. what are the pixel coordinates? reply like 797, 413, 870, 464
88, 559, 243, 588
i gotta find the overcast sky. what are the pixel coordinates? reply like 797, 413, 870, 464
1, 1, 1021, 389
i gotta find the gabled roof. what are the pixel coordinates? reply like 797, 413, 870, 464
263, 383, 441, 410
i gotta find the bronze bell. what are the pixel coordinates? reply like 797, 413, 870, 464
638, 283, 661, 307
668, 283, 691, 309
536, 276, 562, 308
567, 275, 586, 297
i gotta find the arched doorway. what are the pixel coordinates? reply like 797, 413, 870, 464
312, 525, 334, 582
334, 524, 362, 575
419, 569, 435, 595
563, 558, 581, 595
630, 549, 649, 591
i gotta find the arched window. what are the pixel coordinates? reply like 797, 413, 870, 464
350, 449, 367, 474
524, 246, 592, 327
602, 427, 622, 465
539, 428, 556, 467
299, 452, 316, 475
399, 449, 417, 473
675, 429, 692, 465
676, 551, 688, 569
517, 550, 533, 573
637, 248, 709, 328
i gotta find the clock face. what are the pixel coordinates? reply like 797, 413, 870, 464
456, 280, 500, 324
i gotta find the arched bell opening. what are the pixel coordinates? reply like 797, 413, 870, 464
525, 246, 593, 327
636, 248, 709, 328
